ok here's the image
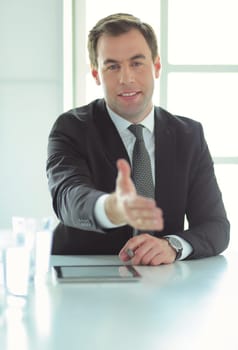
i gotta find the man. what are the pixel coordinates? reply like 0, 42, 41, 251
47, 13, 230, 265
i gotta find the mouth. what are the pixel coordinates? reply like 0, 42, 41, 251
118, 91, 141, 98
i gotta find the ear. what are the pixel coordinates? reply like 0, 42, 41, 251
154, 56, 161, 78
91, 67, 101, 85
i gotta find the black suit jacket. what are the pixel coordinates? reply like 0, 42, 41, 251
47, 99, 230, 258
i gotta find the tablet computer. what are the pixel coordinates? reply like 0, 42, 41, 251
52, 264, 141, 283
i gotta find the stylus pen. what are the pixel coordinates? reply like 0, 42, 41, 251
126, 248, 135, 259
126, 227, 138, 258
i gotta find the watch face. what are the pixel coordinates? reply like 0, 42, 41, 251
166, 237, 183, 260
169, 237, 183, 250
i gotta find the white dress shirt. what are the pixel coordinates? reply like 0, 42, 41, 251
94, 105, 192, 260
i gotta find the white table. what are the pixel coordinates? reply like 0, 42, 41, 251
1, 251, 238, 350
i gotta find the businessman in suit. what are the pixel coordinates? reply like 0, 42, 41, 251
47, 13, 230, 265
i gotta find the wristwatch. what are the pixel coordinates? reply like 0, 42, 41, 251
164, 236, 183, 260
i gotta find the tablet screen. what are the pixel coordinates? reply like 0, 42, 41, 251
52, 265, 141, 282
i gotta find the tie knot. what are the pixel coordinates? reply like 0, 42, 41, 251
128, 124, 144, 141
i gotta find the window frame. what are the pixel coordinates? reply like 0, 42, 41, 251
159, 0, 238, 165
65, 0, 238, 165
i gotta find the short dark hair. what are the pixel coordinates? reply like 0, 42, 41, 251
88, 13, 159, 68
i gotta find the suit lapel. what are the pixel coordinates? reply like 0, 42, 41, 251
154, 107, 176, 210
93, 99, 130, 166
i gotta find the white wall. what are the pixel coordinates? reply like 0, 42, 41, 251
0, 0, 63, 228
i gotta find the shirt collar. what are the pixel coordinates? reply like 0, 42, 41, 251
106, 105, 154, 134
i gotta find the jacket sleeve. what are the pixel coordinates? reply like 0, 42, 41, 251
46, 113, 107, 233
177, 124, 230, 259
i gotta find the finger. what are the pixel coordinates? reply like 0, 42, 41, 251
131, 210, 161, 226
149, 244, 177, 265
125, 207, 164, 231
133, 247, 170, 266
130, 239, 160, 265
119, 234, 150, 261
136, 245, 161, 265
124, 197, 162, 219
133, 219, 163, 231
150, 254, 168, 266
125, 195, 157, 209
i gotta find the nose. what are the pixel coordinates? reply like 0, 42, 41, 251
119, 65, 135, 84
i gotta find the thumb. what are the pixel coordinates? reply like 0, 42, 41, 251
116, 159, 136, 195
117, 158, 131, 178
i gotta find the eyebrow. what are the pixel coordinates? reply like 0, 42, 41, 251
103, 54, 146, 65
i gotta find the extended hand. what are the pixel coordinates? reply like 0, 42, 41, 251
105, 159, 163, 231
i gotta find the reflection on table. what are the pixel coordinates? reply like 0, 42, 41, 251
0, 251, 238, 350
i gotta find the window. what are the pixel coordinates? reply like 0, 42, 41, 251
65, 0, 238, 249
67, 0, 161, 107
162, 0, 238, 249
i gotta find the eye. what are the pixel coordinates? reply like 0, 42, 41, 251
107, 63, 120, 71
131, 61, 143, 67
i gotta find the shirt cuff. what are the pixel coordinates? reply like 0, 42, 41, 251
165, 234, 193, 260
94, 194, 125, 229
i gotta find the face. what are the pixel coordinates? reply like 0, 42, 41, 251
91, 29, 161, 123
